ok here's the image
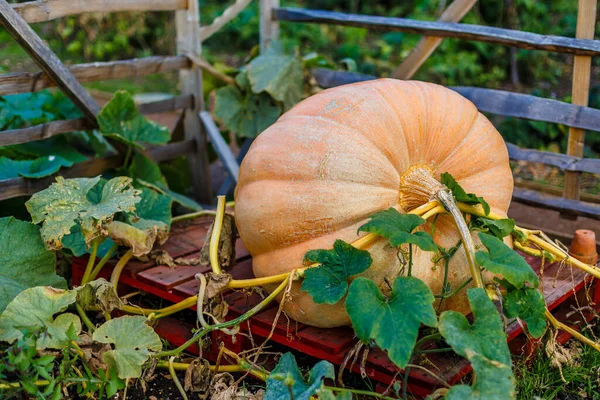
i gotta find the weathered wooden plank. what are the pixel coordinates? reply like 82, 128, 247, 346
506, 143, 600, 174
311, 68, 375, 88
200, 0, 252, 42
276, 8, 600, 56
199, 111, 239, 183
176, 0, 212, 204
0, 140, 195, 200
564, 0, 597, 200
512, 188, 600, 220
0, 0, 100, 122
312, 69, 600, 133
260, 0, 280, 53
0, 56, 190, 96
12, 0, 187, 24
514, 180, 600, 204
452, 86, 600, 133
218, 137, 253, 196
0, 94, 192, 146
392, 0, 478, 79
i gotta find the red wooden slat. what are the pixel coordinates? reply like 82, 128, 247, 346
296, 326, 356, 355
136, 265, 211, 290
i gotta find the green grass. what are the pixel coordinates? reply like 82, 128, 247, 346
514, 332, 600, 400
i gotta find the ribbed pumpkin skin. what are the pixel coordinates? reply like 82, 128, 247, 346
234, 79, 513, 328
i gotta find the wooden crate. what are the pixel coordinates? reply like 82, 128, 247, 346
72, 218, 600, 398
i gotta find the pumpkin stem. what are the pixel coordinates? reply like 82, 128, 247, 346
436, 190, 485, 289
400, 165, 484, 289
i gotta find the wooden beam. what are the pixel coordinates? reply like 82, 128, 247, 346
176, 0, 212, 203
0, 140, 195, 201
200, 0, 252, 42
312, 69, 600, 133
200, 111, 239, 183
0, 56, 190, 96
513, 188, 600, 220
0, 94, 193, 147
0, 0, 100, 124
260, 0, 280, 53
275, 8, 600, 56
507, 143, 600, 175
12, 0, 187, 24
564, 0, 597, 201
392, 0, 478, 79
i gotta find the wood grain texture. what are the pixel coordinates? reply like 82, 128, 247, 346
0, 0, 100, 122
260, 0, 280, 53
507, 143, 600, 174
12, 0, 187, 23
276, 7, 600, 56
0, 94, 192, 146
312, 69, 600, 133
0, 56, 190, 96
513, 188, 600, 220
564, 0, 597, 200
0, 140, 195, 200
392, 0, 478, 79
176, 0, 212, 203
200, 111, 239, 182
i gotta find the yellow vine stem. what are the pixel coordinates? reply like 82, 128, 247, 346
456, 202, 600, 280
109, 249, 134, 290
545, 309, 600, 353
421, 205, 446, 221
225, 200, 441, 289
114, 201, 441, 318
81, 237, 102, 284
169, 356, 189, 400
171, 210, 217, 224
86, 243, 119, 283
210, 195, 227, 275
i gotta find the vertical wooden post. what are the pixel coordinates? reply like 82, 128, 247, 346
391, 0, 477, 80
563, 0, 596, 202
260, 0, 280, 53
176, 0, 212, 204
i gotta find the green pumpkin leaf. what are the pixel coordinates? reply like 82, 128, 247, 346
0, 156, 73, 180
0, 287, 80, 350
439, 288, 515, 400
0, 217, 66, 313
502, 282, 546, 338
77, 279, 123, 314
358, 208, 437, 251
265, 353, 334, 400
475, 233, 538, 289
317, 389, 353, 400
130, 151, 201, 211
247, 46, 304, 110
472, 217, 515, 239
441, 172, 490, 215
301, 239, 372, 304
214, 78, 281, 138
92, 315, 162, 379
98, 90, 170, 148
345, 277, 437, 368
105, 220, 168, 257
26, 176, 140, 250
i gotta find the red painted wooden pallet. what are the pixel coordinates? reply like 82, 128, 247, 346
72, 218, 600, 398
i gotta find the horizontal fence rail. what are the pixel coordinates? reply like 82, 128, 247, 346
308, 68, 600, 218
312, 69, 600, 133
507, 144, 600, 175
0, 56, 190, 96
0, 94, 193, 146
513, 188, 600, 220
12, 0, 187, 24
275, 8, 600, 57
0, 139, 196, 201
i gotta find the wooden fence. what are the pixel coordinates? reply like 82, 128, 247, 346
265, 2, 600, 220
1, 0, 599, 221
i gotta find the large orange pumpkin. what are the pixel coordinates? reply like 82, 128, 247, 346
234, 79, 513, 328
